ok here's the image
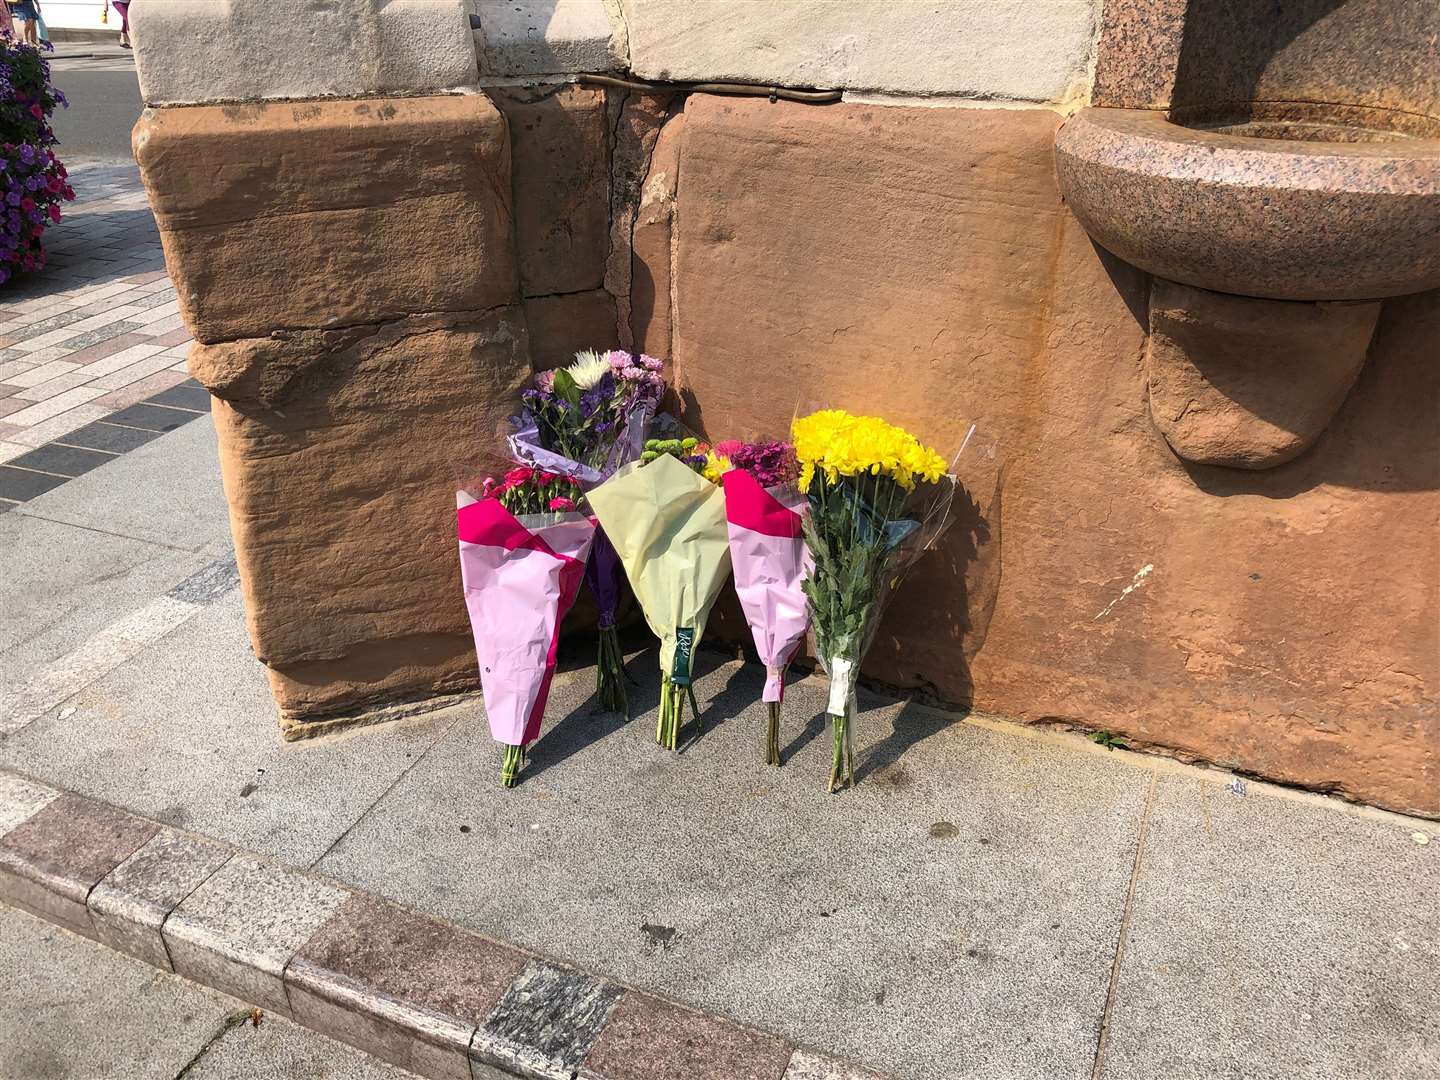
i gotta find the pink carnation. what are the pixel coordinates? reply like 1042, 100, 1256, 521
548, 496, 576, 512
639, 354, 664, 372
534, 369, 556, 393
606, 349, 631, 370
503, 466, 534, 487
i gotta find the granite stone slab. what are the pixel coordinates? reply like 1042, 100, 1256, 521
102, 401, 200, 433
783, 1049, 893, 1080
0, 771, 61, 838
163, 852, 350, 1018
1097, 773, 1440, 1080
286, 892, 530, 1080
0, 792, 159, 938
54, 418, 163, 453
89, 827, 234, 970
582, 991, 794, 1080
473, 958, 625, 1078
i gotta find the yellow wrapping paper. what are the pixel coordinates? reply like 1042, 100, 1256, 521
587, 453, 733, 681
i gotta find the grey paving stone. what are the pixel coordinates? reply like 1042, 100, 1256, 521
475, 958, 624, 1078
181, 1009, 424, 1080
784, 1048, 893, 1080
0, 463, 68, 500
0, 771, 62, 838
0, 904, 239, 1080
10, 307, 92, 337
55, 319, 143, 351
287, 892, 528, 1080
128, 287, 178, 309
1098, 773, 1440, 1080
15, 411, 232, 556
0, 792, 159, 938
315, 659, 1151, 1080
89, 827, 234, 971
53, 417, 163, 452
164, 852, 351, 1019
101, 401, 199, 432
145, 382, 211, 412
0, 512, 210, 685
3, 590, 463, 866
7, 440, 116, 478
166, 556, 240, 605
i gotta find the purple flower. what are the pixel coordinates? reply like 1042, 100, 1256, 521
17, 144, 33, 165
5, 190, 18, 207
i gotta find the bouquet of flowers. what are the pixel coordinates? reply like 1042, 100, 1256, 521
509, 349, 665, 716
588, 432, 732, 750
456, 467, 595, 787
716, 439, 811, 765
793, 410, 958, 791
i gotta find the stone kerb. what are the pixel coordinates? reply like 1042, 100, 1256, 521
131, 0, 480, 106
0, 772, 892, 1080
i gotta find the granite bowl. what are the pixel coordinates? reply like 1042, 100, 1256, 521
1054, 107, 1440, 301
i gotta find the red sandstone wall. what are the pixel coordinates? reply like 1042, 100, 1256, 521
639, 95, 1439, 816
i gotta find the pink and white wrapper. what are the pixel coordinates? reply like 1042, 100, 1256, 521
456, 493, 596, 746
722, 469, 812, 703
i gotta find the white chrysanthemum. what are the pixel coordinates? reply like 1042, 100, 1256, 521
567, 350, 611, 390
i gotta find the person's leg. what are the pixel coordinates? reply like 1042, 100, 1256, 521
24, 16, 35, 43
115, 2, 129, 46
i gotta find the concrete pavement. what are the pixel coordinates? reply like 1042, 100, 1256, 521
1, 903, 420, 1080
1, 401, 1436, 1079
48, 47, 144, 163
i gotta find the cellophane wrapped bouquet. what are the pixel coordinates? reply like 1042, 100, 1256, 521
457, 468, 595, 787
793, 410, 959, 791
588, 429, 733, 750
509, 350, 665, 716
715, 439, 811, 765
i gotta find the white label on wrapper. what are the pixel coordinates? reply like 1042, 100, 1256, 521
827, 657, 854, 716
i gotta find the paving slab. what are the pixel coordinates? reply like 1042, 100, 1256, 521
582, 990, 794, 1080
182, 1009, 426, 1080
0, 905, 239, 1080
1097, 772, 1440, 1080
89, 826, 234, 970
474, 958, 626, 1078
57, 416, 164, 452
287, 892, 531, 1079
0, 507, 209, 666
0, 771, 61, 837
164, 851, 352, 1018
4, 440, 116, 477
0, 792, 158, 937
315, 657, 1152, 1080
2, 589, 466, 865
15, 411, 232, 556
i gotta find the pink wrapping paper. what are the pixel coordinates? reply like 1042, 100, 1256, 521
722, 470, 812, 702
456, 493, 595, 745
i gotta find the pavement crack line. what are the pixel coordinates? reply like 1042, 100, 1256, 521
1090, 768, 1159, 1080
305, 712, 464, 871
12, 510, 202, 555
170, 1009, 251, 1080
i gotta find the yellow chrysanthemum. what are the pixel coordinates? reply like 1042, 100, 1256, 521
792, 410, 947, 492
701, 450, 731, 486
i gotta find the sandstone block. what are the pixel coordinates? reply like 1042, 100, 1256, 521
622, 0, 1096, 101
132, 0, 478, 106
629, 109, 683, 358
632, 94, 1438, 816
524, 290, 619, 368
192, 310, 532, 725
475, 0, 627, 77
490, 85, 611, 298
1145, 281, 1381, 469
135, 95, 516, 344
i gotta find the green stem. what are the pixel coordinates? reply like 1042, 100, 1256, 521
501, 744, 522, 788
828, 712, 844, 792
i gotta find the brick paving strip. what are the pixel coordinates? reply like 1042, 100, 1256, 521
0, 771, 888, 1080
0, 162, 197, 505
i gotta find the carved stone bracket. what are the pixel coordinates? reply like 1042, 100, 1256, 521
1145, 280, 1380, 469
